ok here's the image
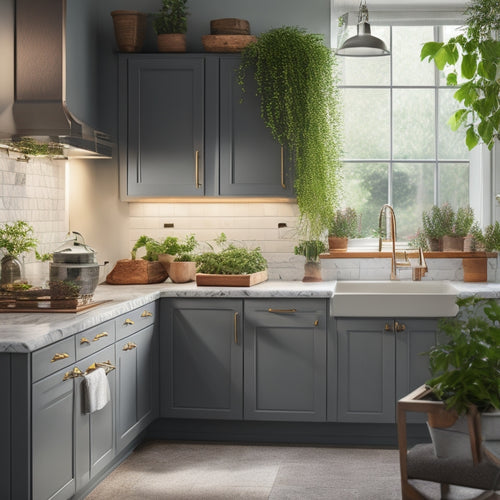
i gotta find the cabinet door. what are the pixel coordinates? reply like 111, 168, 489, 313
337, 319, 396, 423
32, 368, 76, 500
125, 56, 205, 197
115, 325, 158, 451
219, 56, 293, 197
75, 344, 116, 490
244, 299, 327, 421
160, 298, 243, 419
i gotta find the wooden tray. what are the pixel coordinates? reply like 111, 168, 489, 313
196, 270, 268, 287
0, 300, 111, 313
202, 34, 257, 53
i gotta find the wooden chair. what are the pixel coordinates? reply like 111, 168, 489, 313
397, 385, 500, 499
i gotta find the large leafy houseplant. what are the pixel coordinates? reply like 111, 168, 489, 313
420, 0, 500, 150
239, 27, 343, 239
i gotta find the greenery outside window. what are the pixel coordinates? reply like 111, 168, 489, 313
338, 23, 471, 241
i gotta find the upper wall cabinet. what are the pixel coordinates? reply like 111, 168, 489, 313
118, 54, 294, 200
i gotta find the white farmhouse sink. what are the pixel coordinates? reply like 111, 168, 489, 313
331, 280, 459, 318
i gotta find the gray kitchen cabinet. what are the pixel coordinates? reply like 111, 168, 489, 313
115, 323, 158, 451
160, 298, 243, 419
219, 57, 293, 196
32, 365, 76, 500
119, 54, 294, 200
244, 299, 327, 421
336, 318, 437, 423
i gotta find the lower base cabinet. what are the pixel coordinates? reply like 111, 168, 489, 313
336, 318, 437, 423
244, 299, 327, 422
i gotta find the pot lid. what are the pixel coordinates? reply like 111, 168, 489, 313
52, 232, 97, 264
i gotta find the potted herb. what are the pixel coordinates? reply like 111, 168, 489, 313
153, 0, 188, 52
0, 220, 38, 285
239, 27, 343, 240
169, 253, 197, 283
195, 233, 268, 286
294, 239, 328, 282
424, 296, 500, 457
328, 207, 359, 252
420, 0, 500, 150
421, 204, 454, 251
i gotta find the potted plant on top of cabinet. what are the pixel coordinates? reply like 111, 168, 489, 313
0, 220, 38, 286
420, 0, 500, 150
239, 26, 343, 240
424, 296, 500, 458
294, 239, 328, 282
328, 207, 360, 252
153, 0, 188, 52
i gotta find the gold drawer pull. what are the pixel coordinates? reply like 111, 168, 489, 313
395, 321, 406, 332
80, 337, 90, 345
314, 319, 319, 327
122, 342, 137, 351
141, 311, 153, 318
384, 323, 393, 332
93, 332, 109, 341
124, 319, 135, 326
268, 308, 297, 313
234, 312, 239, 344
51, 353, 69, 363
63, 367, 82, 381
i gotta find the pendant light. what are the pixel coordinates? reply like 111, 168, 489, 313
336, 0, 390, 57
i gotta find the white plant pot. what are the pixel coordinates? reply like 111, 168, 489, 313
427, 417, 472, 460
481, 410, 500, 440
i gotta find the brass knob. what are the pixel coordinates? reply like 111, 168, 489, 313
51, 353, 69, 362
314, 319, 319, 326
124, 319, 134, 326
395, 321, 406, 332
384, 323, 393, 332
122, 342, 137, 351
80, 337, 90, 345
141, 311, 153, 318
93, 332, 109, 341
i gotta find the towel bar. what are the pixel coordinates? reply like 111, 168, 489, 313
63, 360, 115, 381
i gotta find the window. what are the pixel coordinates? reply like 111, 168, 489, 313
337, 24, 470, 241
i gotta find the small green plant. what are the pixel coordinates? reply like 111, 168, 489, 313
454, 206, 475, 237
49, 280, 80, 299
239, 26, 343, 239
153, 0, 188, 34
294, 240, 328, 263
131, 234, 197, 261
195, 233, 267, 275
7, 138, 64, 159
408, 229, 430, 251
0, 220, 38, 257
422, 204, 455, 240
426, 296, 500, 414
35, 251, 52, 262
484, 221, 500, 251
420, 0, 500, 150
174, 253, 195, 262
328, 207, 360, 238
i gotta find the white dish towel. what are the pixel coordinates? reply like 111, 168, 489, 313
83, 367, 111, 413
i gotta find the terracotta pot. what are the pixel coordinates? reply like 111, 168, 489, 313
168, 261, 196, 283
158, 254, 175, 274
427, 237, 442, 252
442, 235, 464, 252
302, 261, 322, 282
157, 33, 187, 52
328, 236, 348, 252
463, 257, 487, 282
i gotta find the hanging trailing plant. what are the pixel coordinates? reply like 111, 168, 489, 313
238, 26, 343, 239
420, 0, 500, 150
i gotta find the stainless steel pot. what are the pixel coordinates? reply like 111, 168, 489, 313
49, 232, 100, 301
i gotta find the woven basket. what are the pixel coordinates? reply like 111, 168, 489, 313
202, 35, 257, 53
111, 10, 146, 53
210, 18, 250, 35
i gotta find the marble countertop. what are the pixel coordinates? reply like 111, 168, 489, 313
1, 280, 499, 353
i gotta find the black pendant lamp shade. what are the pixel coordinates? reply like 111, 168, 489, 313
336, 0, 390, 57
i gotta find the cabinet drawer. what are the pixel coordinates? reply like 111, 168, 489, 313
32, 336, 76, 382
76, 320, 116, 360
115, 302, 157, 340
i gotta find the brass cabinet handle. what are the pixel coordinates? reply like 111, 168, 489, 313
124, 319, 134, 326
93, 332, 109, 341
234, 312, 239, 344
141, 310, 153, 318
384, 323, 393, 332
63, 367, 82, 381
314, 319, 319, 327
80, 337, 90, 345
51, 353, 69, 363
280, 146, 286, 189
122, 342, 137, 351
268, 308, 297, 313
195, 150, 201, 189
395, 321, 406, 332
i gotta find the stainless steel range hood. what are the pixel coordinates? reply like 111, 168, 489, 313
0, 0, 112, 159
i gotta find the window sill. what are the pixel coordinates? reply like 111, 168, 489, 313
321, 251, 497, 259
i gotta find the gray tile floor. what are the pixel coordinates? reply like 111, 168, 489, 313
84, 441, 498, 499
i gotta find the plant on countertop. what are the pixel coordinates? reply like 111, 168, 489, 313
426, 296, 500, 415
484, 221, 500, 251
153, 0, 188, 34
454, 206, 475, 237
420, 0, 500, 150
0, 220, 38, 258
131, 234, 197, 261
422, 204, 455, 242
195, 233, 267, 275
328, 207, 360, 238
239, 26, 343, 239
294, 239, 328, 263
